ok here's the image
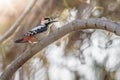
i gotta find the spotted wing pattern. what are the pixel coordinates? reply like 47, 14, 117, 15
15, 24, 48, 43
24, 24, 47, 36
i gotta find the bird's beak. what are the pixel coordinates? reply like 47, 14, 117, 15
51, 20, 58, 23
49, 19, 58, 24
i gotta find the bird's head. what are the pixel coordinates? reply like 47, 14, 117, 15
40, 17, 58, 25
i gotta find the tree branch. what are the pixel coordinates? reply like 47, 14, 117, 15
0, 18, 120, 80
0, 0, 38, 44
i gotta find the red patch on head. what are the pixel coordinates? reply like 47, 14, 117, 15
41, 17, 45, 22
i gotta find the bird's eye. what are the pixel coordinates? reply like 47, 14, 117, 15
44, 18, 50, 21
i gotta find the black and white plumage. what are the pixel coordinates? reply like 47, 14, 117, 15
15, 17, 57, 43
24, 24, 48, 36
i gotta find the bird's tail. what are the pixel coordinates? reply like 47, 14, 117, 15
15, 36, 38, 43
14, 37, 28, 43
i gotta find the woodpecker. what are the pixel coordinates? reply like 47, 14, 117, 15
15, 17, 57, 43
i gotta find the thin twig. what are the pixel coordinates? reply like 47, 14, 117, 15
0, 19, 120, 80
0, 0, 38, 44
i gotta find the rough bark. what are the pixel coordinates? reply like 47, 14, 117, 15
0, 18, 120, 80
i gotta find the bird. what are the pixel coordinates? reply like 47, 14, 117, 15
15, 17, 57, 43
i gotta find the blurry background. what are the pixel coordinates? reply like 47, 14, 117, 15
0, 0, 120, 80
